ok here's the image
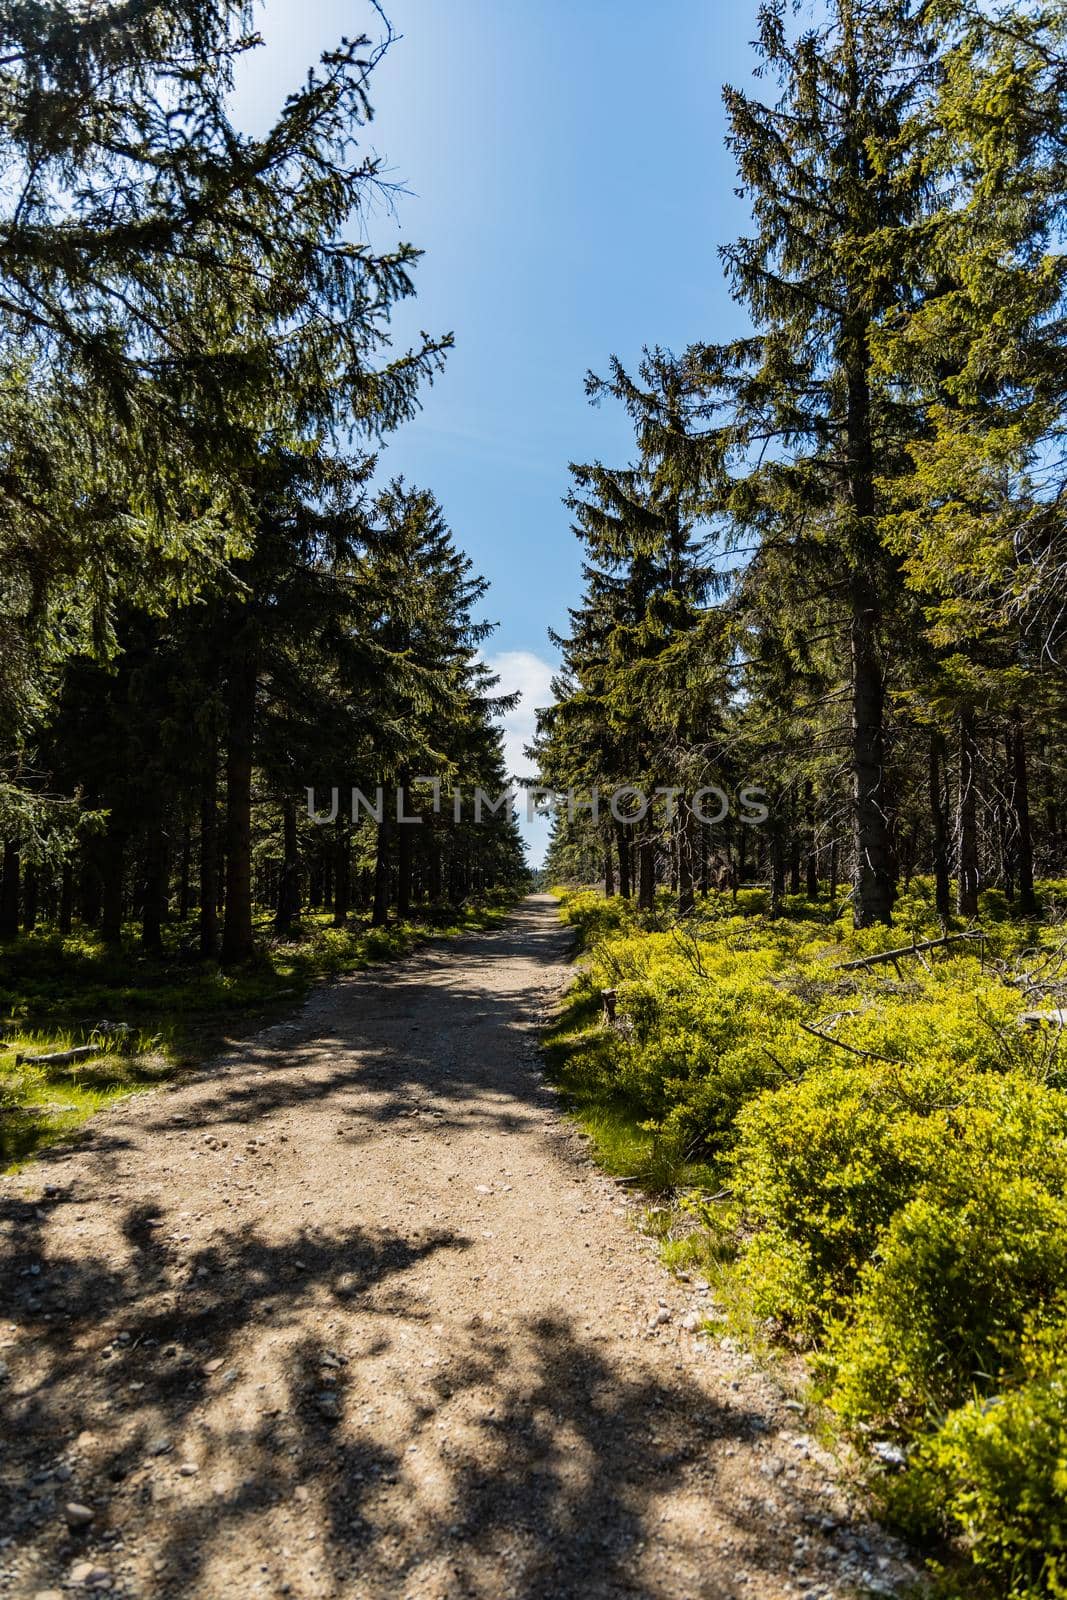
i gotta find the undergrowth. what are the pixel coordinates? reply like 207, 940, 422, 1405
547, 879, 1067, 1600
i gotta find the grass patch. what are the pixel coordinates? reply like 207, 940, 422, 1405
542, 970, 722, 1196
0, 894, 515, 1170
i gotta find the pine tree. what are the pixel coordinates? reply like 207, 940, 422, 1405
685, 0, 939, 924
0, 0, 449, 821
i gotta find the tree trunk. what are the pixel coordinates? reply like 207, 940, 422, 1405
178, 821, 191, 922
698, 826, 710, 895
22, 863, 37, 931
850, 596, 894, 925
771, 814, 785, 917
1011, 711, 1037, 916
956, 709, 980, 918
843, 272, 894, 925
221, 639, 257, 965
80, 858, 102, 930
100, 824, 125, 947
804, 781, 818, 898
275, 796, 301, 935
199, 761, 220, 959
333, 818, 350, 928
604, 834, 615, 898
615, 822, 631, 900
428, 830, 442, 903
677, 806, 696, 916
372, 817, 390, 927
788, 786, 801, 895
59, 860, 74, 936
637, 834, 655, 911
929, 731, 952, 918
141, 818, 165, 956
0, 842, 19, 940
396, 780, 413, 918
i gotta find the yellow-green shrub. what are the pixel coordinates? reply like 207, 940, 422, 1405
824, 1083, 1067, 1428
897, 1315, 1067, 1598
553, 885, 1067, 1594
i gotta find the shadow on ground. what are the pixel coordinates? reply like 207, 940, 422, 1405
0, 901, 847, 1597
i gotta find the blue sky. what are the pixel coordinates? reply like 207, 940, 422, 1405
234, 1, 760, 860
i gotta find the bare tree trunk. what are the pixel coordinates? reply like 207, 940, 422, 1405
956, 710, 980, 918
771, 813, 785, 917
178, 820, 191, 922
615, 822, 631, 899
141, 818, 165, 956
929, 730, 951, 918
428, 826, 442, 903
22, 862, 37, 931
333, 818, 350, 928
604, 831, 615, 898
221, 639, 257, 966
101, 823, 125, 947
677, 806, 696, 916
59, 860, 74, 936
396, 779, 413, 918
372, 817, 390, 927
275, 796, 301, 935
637, 834, 655, 911
1011, 710, 1037, 916
0, 842, 19, 939
805, 781, 819, 898
80, 857, 102, 930
199, 759, 220, 959
850, 594, 894, 924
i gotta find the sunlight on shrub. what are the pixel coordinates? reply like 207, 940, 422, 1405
551, 880, 1067, 1595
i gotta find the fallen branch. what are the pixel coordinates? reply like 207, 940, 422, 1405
13, 1044, 100, 1068
834, 931, 982, 972
796, 1019, 904, 1065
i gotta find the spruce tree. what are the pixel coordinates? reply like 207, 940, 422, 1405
686, 0, 938, 924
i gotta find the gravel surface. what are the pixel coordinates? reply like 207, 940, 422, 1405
0, 896, 920, 1599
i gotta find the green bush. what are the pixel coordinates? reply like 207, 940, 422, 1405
897, 1315, 1067, 1598
552, 884, 1067, 1594
827, 1128, 1067, 1430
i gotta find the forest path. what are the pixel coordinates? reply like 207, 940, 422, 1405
1, 896, 912, 1600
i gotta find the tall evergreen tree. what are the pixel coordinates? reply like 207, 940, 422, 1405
685, 0, 939, 924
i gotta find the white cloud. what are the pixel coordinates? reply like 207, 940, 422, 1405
482, 649, 557, 867
483, 649, 556, 781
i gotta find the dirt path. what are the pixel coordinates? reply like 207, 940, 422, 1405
0, 896, 916, 1600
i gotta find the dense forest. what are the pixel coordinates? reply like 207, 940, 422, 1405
0, 0, 527, 967
537, 0, 1066, 923
2, 2, 1067, 1598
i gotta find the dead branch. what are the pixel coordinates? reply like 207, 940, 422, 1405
834, 931, 982, 972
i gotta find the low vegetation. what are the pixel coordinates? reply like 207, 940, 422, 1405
0, 894, 514, 1169
548, 883, 1067, 1600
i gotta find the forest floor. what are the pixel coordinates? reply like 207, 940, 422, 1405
0, 896, 920, 1600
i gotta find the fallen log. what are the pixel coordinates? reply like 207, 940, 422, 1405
834, 931, 982, 972
13, 1044, 100, 1069
1020, 1009, 1067, 1029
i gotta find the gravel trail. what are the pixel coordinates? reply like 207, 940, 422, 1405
0, 895, 915, 1600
